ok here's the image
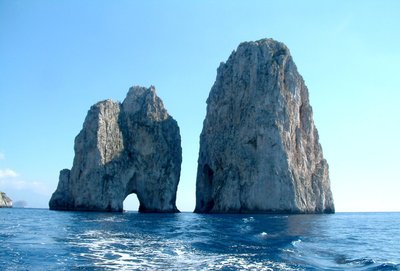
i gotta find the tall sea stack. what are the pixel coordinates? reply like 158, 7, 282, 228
49, 86, 182, 212
195, 39, 334, 214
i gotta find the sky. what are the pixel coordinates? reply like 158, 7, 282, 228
1, 0, 399, 212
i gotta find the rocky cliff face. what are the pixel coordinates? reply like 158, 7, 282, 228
49, 86, 181, 212
195, 39, 334, 214
0, 192, 13, 208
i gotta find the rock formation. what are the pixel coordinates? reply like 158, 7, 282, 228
0, 192, 13, 208
49, 86, 182, 212
195, 38, 334, 214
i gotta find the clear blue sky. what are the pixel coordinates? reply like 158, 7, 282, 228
1, 0, 399, 212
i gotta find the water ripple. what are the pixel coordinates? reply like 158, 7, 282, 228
1, 210, 399, 270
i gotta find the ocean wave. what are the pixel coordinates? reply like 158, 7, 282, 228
284, 238, 400, 271
334, 256, 400, 270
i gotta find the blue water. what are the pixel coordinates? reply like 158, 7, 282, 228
0, 209, 399, 270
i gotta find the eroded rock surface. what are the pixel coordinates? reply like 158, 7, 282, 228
195, 39, 334, 214
49, 86, 181, 212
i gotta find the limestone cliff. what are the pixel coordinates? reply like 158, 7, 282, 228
0, 192, 13, 208
195, 39, 334, 214
49, 86, 181, 212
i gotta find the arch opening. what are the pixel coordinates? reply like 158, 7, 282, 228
123, 193, 140, 212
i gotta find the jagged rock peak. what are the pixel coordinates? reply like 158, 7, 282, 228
0, 192, 13, 208
122, 86, 169, 121
49, 86, 182, 212
195, 38, 334, 214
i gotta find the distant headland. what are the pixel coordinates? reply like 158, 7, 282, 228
0, 192, 13, 208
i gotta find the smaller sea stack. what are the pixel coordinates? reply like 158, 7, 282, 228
49, 86, 182, 212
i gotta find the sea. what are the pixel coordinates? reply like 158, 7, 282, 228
0, 209, 399, 271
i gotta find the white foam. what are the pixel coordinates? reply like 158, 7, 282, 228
291, 239, 302, 247
242, 217, 255, 223
68, 229, 298, 270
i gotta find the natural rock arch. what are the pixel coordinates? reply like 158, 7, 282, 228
123, 193, 139, 211
49, 86, 181, 212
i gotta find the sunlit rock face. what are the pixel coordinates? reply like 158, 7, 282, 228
49, 86, 181, 212
195, 39, 334, 214
0, 192, 13, 208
